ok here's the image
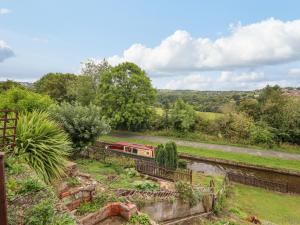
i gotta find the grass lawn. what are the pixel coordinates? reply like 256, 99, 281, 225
100, 135, 300, 172
228, 184, 300, 225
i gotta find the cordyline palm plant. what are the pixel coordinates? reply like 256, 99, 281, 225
12, 111, 72, 184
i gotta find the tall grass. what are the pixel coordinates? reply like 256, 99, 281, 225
13, 111, 72, 183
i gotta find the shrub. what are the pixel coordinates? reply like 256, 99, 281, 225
178, 159, 188, 169
25, 199, 75, 225
14, 111, 71, 183
124, 168, 139, 178
18, 178, 44, 195
155, 142, 178, 169
0, 87, 53, 112
169, 99, 197, 132
133, 181, 160, 191
126, 214, 151, 225
175, 181, 202, 207
49, 102, 110, 153
250, 123, 275, 147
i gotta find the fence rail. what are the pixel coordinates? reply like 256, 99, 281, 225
227, 172, 292, 193
90, 143, 193, 183
0, 109, 18, 149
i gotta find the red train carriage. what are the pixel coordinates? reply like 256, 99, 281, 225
101, 141, 156, 158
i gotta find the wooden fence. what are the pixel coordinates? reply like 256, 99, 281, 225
135, 160, 192, 183
90, 143, 193, 183
227, 172, 291, 193
0, 109, 18, 225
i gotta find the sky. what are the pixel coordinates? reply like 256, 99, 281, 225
1, 0, 300, 90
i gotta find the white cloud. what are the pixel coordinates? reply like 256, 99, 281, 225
288, 68, 300, 77
107, 18, 300, 73
0, 8, 12, 15
164, 73, 213, 90
218, 71, 265, 82
0, 40, 14, 62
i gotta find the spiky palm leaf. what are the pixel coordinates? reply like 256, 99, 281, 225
14, 111, 71, 183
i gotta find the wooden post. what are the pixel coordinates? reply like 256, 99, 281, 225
0, 152, 8, 225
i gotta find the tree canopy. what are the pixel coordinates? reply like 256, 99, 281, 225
97, 62, 156, 131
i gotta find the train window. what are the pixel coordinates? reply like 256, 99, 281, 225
132, 148, 138, 154
125, 146, 131, 152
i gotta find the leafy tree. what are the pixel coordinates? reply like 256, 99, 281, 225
0, 87, 53, 112
155, 142, 178, 169
0, 80, 24, 93
13, 111, 71, 183
81, 59, 111, 90
49, 102, 110, 153
34, 73, 77, 102
98, 62, 156, 131
67, 75, 96, 105
169, 99, 197, 132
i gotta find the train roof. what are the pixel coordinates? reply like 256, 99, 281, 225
115, 142, 155, 151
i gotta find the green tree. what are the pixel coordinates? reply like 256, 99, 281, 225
0, 87, 53, 112
34, 73, 77, 102
0, 80, 24, 93
98, 62, 156, 131
67, 75, 95, 105
155, 142, 178, 169
169, 99, 197, 132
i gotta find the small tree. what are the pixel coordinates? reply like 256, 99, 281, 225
49, 102, 110, 154
155, 142, 178, 169
170, 99, 197, 132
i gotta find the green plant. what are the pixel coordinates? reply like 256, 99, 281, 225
126, 214, 151, 225
133, 181, 160, 191
25, 199, 76, 225
125, 168, 139, 178
18, 178, 44, 195
49, 102, 110, 153
76, 193, 121, 215
13, 111, 71, 183
213, 191, 226, 215
0, 87, 53, 112
155, 142, 178, 169
178, 159, 188, 169
175, 181, 202, 207
66, 177, 81, 187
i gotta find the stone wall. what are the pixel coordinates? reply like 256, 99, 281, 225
140, 194, 214, 222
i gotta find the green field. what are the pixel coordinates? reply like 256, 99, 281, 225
100, 135, 300, 172
228, 184, 300, 225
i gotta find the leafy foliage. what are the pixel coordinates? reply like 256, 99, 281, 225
133, 180, 160, 191
25, 199, 75, 225
175, 181, 202, 207
98, 62, 156, 131
126, 214, 151, 225
169, 99, 197, 132
155, 142, 178, 169
49, 102, 110, 152
34, 73, 77, 102
13, 111, 71, 183
0, 87, 53, 112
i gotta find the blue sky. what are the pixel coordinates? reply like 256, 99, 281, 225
1, 0, 300, 90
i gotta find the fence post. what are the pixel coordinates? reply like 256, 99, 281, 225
0, 153, 8, 225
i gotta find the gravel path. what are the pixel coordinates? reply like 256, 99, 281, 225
111, 132, 300, 161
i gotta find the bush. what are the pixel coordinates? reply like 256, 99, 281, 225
25, 199, 75, 225
133, 181, 160, 191
155, 142, 178, 169
49, 102, 110, 153
0, 87, 53, 112
169, 99, 197, 132
126, 214, 151, 225
18, 178, 44, 195
14, 111, 71, 183
178, 159, 188, 169
250, 123, 275, 147
124, 168, 139, 178
175, 181, 202, 207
